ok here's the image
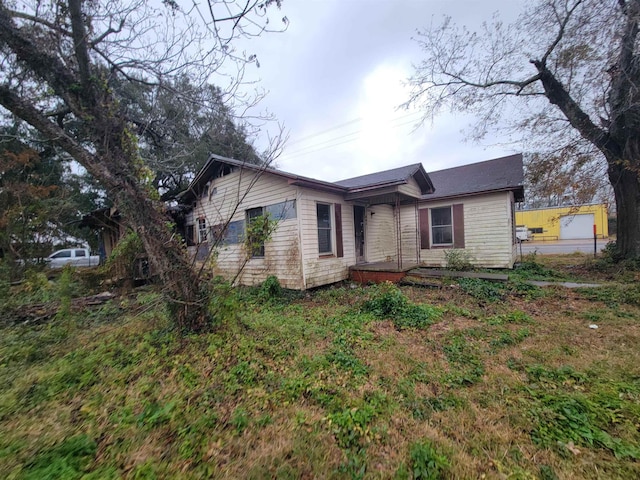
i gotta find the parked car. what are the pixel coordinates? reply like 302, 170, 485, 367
516, 225, 530, 242
46, 248, 100, 269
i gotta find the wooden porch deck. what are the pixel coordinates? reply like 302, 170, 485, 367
349, 261, 418, 284
349, 261, 418, 273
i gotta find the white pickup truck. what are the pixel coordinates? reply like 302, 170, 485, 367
46, 248, 100, 269
516, 225, 530, 242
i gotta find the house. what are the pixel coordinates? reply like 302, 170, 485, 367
179, 153, 524, 289
515, 204, 609, 241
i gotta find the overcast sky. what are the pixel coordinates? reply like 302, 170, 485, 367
233, 0, 528, 181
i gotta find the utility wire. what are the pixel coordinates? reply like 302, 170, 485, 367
280, 111, 424, 161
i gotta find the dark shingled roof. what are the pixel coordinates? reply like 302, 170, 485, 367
424, 154, 524, 201
334, 163, 434, 194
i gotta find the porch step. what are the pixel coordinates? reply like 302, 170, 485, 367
409, 268, 509, 282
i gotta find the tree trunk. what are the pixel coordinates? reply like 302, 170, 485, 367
115, 182, 211, 332
607, 157, 640, 259
0, 3, 214, 331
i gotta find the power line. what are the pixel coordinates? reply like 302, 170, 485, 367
280, 111, 424, 161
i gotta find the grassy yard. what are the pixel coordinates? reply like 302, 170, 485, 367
1, 255, 639, 479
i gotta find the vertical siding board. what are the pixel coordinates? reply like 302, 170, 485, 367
335, 203, 344, 258
419, 208, 430, 249
299, 190, 356, 288
365, 205, 396, 262
453, 203, 465, 248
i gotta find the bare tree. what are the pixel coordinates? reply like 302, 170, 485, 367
407, 0, 640, 259
0, 0, 287, 331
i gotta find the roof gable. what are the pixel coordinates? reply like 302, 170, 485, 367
334, 163, 434, 195
424, 154, 524, 201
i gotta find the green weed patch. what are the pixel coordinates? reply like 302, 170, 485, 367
363, 282, 442, 329
22, 434, 96, 480
457, 278, 505, 302
442, 332, 485, 387
577, 284, 640, 307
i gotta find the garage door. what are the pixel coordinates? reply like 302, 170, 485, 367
560, 213, 594, 239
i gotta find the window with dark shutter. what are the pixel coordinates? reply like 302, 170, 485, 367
453, 204, 465, 248
431, 206, 453, 246
317, 203, 332, 254
419, 208, 430, 249
335, 203, 343, 258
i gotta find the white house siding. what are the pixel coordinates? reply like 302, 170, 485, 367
365, 204, 397, 263
298, 189, 356, 289
397, 176, 421, 198
419, 192, 517, 268
185, 168, 303, 289
399, 204, 420, 266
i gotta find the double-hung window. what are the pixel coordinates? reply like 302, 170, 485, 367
431, 206, 453, 246
316, 203, 332, 254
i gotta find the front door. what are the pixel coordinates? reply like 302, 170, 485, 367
354, 205, 365, 263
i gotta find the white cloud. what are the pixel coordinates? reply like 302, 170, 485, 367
239, 1, 528, 182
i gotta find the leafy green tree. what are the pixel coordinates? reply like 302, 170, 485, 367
0, 0, 286, 331
0, 124, 100, 261
115, 76, 262, 200
407, 0, 640, 258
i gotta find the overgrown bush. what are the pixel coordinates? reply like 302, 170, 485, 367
207, 277, 240, 326
102, 230, 143, 284
362, 282, 442, 329
444, 249, 473, 271
258, 275, 282, 302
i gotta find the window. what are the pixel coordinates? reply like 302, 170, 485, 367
246, 207, 265, 257
431, 207, 453, 245
198, 218, 208, 243
266, 200, 296, 221
420, 204, 464, 249
224, 220, 245, 245
317, 203, 332, 254
51, 250, 71, 258
75, 249, 86, 257
530, 227, 543, 234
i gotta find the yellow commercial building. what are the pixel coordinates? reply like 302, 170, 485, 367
515, 204, 609, 240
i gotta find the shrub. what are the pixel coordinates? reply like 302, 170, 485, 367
207, 277, 240, 326
444, 249, 473, 271
258, 275, 282, 302
362, 282, 442, 330
363, 282, 408, 318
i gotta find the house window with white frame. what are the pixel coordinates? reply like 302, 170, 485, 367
198, 217, 208, 243
317, 203, 332, 254
431, 206, 453, 246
